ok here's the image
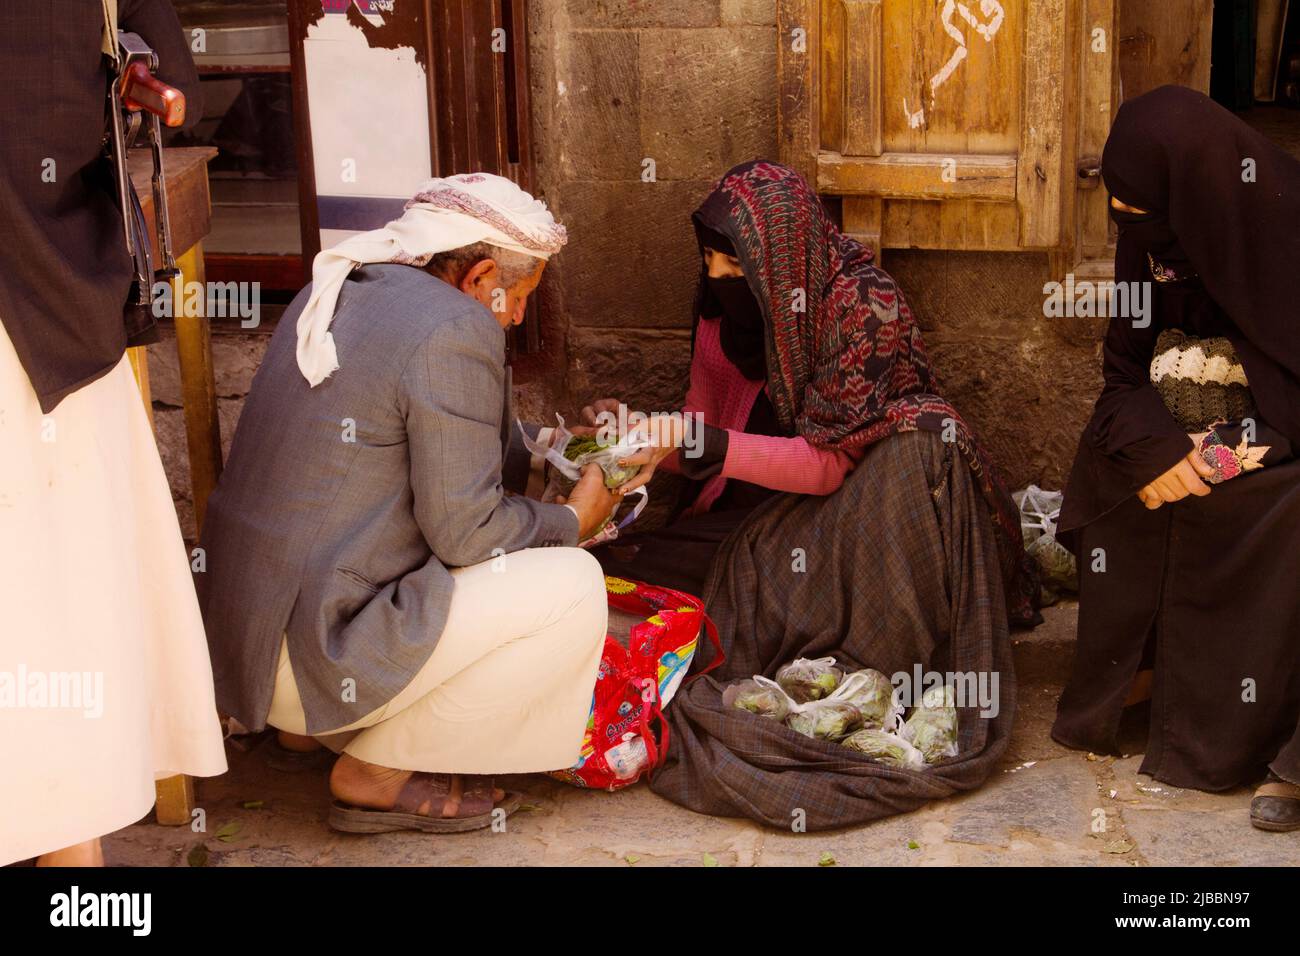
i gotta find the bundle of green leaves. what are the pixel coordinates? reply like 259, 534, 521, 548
775, 657, 844, 703
841, 728, 926, 769
786, 700, 862, 742
563, 435, 640, 490
723, 678, 792, 722
902, 685, 959, 763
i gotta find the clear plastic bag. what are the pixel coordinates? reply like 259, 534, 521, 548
785, 698, 862, 742
519, 415, 649, 545
841, 727, 927, 769
727, 667, 862, 742
828, 669, 903, 731
901, 684, 959, 764
1013, 484, 1078, 599
775, 656, 844, 704
1013, 484, 1061, 546
722, 675, 794, 723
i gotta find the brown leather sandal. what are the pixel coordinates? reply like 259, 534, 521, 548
1250, 773, 1300, 832
328, 772, 522, 834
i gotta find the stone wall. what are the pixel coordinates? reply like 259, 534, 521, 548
147, 327, 267, 542
883, 250, 1105, 491
523, 0, 783, 429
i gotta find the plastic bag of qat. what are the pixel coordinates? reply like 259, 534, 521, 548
827, 668, 903, 731
841, 727, 927, 769
722, 672, 862, 743
785, 697, 863, 742
901, 684, 960, 764
1012, 484, 1077, 601
722, 675, 794, 722
722, 671, 863, 743
519, 415, 649, 546
774, 656, 844, 704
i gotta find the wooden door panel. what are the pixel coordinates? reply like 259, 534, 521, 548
882, 198, 1024, 251
1018, 0, 1067, 248
1074, 0, 1118, 265
820, 151, 1016, 199
785, 0, 1094, 253
880, 0, 1021, 153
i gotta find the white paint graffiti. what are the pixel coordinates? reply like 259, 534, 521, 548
903, 0, 1006, 129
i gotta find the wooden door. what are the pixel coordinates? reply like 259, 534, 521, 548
779, 0, 1117, 269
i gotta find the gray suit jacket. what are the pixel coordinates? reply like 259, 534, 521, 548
199, 263, 578, 733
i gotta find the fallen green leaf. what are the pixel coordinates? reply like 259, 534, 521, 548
624, 853, 640, 865
241, 800, 264, 810
702, 852, 718, 868
1104, 840, 1134, 855
516, 804, 541, 813
214, 821, 242, 843
818, 851, 836, 867
906, 840, 920, 850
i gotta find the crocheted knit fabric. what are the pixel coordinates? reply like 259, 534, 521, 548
1150, 328, 1254, 432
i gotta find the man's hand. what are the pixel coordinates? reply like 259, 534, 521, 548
557, 463, 621, 540
580, 397, 623, 428
1137, 443, 1215, 509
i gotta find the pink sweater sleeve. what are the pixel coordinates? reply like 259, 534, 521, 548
722, 431, 863, 495
655, 319, 860, 495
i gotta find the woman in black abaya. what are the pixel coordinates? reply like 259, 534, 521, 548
1053, 86, 1300, 831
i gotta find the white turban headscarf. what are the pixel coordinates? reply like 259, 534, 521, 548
295, 173, 568, 386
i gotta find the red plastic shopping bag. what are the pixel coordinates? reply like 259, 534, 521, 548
550, 576, 721, 791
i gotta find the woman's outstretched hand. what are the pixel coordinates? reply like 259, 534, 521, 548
614, 414, 688, 494
1137, 438, 1215, 509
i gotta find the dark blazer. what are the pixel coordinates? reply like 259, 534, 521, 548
199, 263, 578, 733
0, 0, 202, 412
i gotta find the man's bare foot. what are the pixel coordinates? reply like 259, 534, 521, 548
329, 754, 505, 818
277, 729, 323, 753
1124, 669, 1154, 707
37, 838, 104, 867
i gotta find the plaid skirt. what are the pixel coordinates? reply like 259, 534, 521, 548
650, 430, 1016, 830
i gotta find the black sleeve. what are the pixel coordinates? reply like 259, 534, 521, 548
1088, 313, 1194, 480
119, 0, 203, 129
1208, 420, 1294, 467
1059, 313, 1195, 532
677, 422, 729, 480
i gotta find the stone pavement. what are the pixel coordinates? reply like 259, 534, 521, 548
105, 603, 1300, 866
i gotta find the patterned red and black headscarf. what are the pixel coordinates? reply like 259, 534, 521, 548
692, 160, 1039, 624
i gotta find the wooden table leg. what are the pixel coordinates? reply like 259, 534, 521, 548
126, 343, 194, 825
153, 774, 196, 827
126, 347, 154, 429
173, 241, 224, 531
149, 241, 224, 827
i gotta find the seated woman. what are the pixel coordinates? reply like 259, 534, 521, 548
1052, 86, 1300, 832
585, 160, 1039, 829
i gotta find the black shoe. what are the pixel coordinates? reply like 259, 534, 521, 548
1250, 772, 1300, 832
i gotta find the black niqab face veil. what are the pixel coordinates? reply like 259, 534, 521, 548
693, 214, 767, 381
1107, 200, 1197, 278
1100, 85, 1300, 444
